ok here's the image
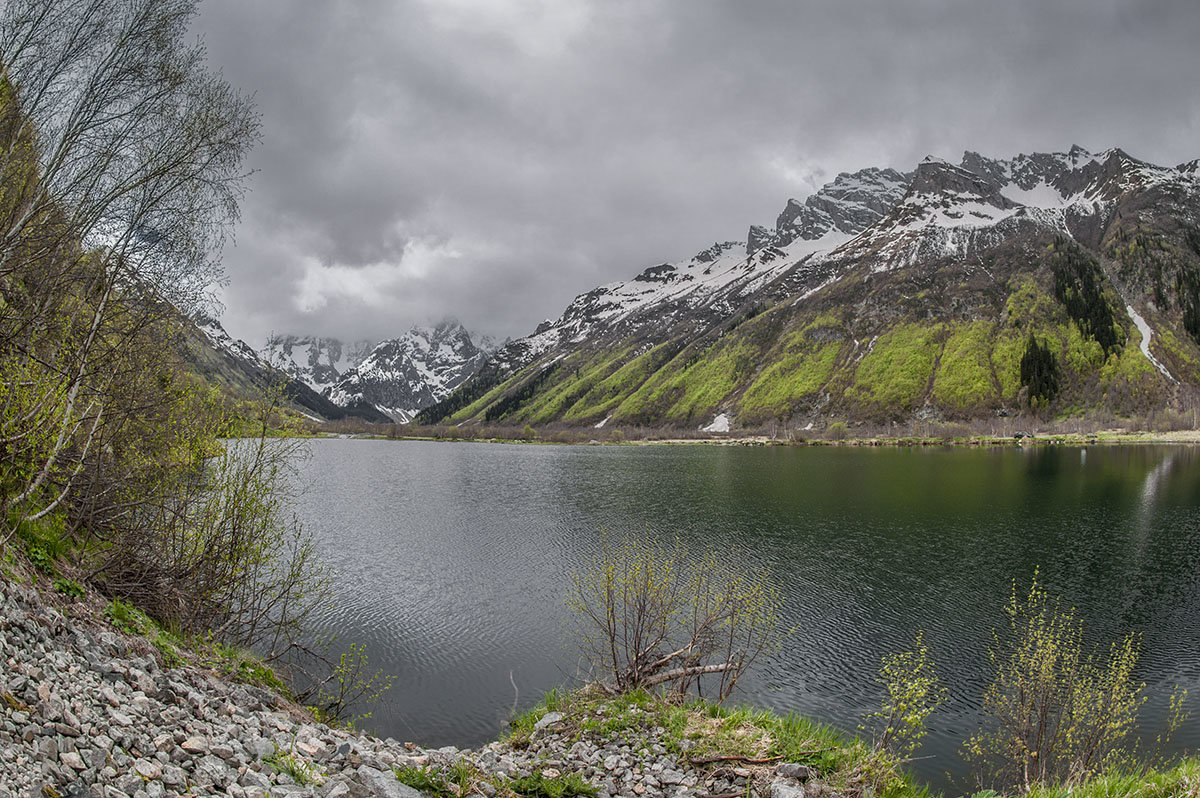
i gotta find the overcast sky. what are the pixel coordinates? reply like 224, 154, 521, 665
194, 0, 1200, 348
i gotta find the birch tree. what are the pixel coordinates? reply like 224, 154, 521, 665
0, 0, 258, 531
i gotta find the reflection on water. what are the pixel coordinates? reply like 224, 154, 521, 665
290, 440, 1200, 791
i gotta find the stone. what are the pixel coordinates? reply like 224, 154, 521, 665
775, 764, 814, 782
322, 782, 352, 798
355, 765, 425, 798
60, 751, 86, 770
660, 771, 685, 786
133, 759, 163, 780
295, 739, 324, 758
181, 736, 210, 755
533, 712, 565, 731
770, 781, 806, 798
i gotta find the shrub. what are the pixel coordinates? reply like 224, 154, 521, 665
864, 631, 946, 759
964, 574, 1144, 793
52, 578, 84, 599
826, 421, 849, 440
304, 642, 393, 728
567, 535, 783, 701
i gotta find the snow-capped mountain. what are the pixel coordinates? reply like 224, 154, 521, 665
834, 146, 1199, 273
326, 320, 496, 422
195, 314, 267, 368
187, 315, 390, 423
486, 166, 913, 377
422, 145, 1200, 429
261, 335, 376, 393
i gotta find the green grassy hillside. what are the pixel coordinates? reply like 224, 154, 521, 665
423, 213, 1200, 433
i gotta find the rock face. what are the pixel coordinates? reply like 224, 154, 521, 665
422, 145, 1200, 430
326, 320, 496, 422
262, 335, 377, 394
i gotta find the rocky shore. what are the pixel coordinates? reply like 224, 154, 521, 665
0, 579, 824, 798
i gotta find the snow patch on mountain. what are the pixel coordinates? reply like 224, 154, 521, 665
490, 169, 910, 376
1126, 305, 1175, 383
836, 146, 1200, 272
262, 335, 375, 393
701, 413, 731, 433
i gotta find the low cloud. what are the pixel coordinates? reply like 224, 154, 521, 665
195, 0, 1200, 346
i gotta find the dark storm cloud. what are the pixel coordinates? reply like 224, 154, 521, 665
194, 0, 1200, 346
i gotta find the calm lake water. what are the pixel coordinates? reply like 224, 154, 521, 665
292, 439, 1200, 792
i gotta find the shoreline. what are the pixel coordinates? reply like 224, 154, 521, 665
0, 573, 918, 798
305, 428, 1200, 448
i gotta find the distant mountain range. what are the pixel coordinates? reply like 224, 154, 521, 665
324, 321, 498, 422
416, 146, 1200, 431
188, 317, 498, 423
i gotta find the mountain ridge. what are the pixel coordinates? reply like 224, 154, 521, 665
419, 145, 1200, 431
324, 319, 496, 422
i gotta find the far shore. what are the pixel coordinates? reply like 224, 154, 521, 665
303, 425, 1200, 448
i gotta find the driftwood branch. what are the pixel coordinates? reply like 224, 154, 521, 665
641, 663, 731, 688
688, 755, 786, 766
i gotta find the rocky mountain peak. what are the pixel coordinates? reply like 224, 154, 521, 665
908, 156, 1012, 205
748, 167, 911, 255
261, 334, 375, 392
325, 319, 493, 422
695, 241, 740, 263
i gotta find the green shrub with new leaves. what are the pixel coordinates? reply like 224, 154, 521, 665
864, 632, 946, 759
964, 574, 1144, 794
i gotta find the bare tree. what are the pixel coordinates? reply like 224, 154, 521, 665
568, 535, 784, 701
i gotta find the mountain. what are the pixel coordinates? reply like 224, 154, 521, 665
326, 320, 496, 422
420, 146, 1200, 431
262, 335, 376, 393
185, 315, 391, 423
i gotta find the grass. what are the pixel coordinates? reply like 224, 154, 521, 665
846, 323, 943, 412
395, 764, 459, 797
510, 771, 598, 798
565, 344, 676, 424
609, 339, 757, 426
931, 321, 998, 411
265, 745, 326, 786
103, 596, 287, 689
739, 332, 843, 420
1022, 758, 1200, 798
506, 687, 1200, 798
446, 370, 527, 424
10, 511, 70, 575
507, 688, 930, 798
396, 757, 596, 798
1154, 327, 1200, 383
515, 346, 637, 425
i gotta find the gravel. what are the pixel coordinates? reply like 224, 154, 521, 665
0, 580, 822, 798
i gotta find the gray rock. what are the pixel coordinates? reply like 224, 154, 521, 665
533, 712, 565, 731
770, 780, 806, 798
355, 765, 425, 798
775, 764, 813, 782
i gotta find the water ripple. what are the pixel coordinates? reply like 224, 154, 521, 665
289, 440, 1200, 790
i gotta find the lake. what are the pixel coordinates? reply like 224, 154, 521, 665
292, 439, 1200, 791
